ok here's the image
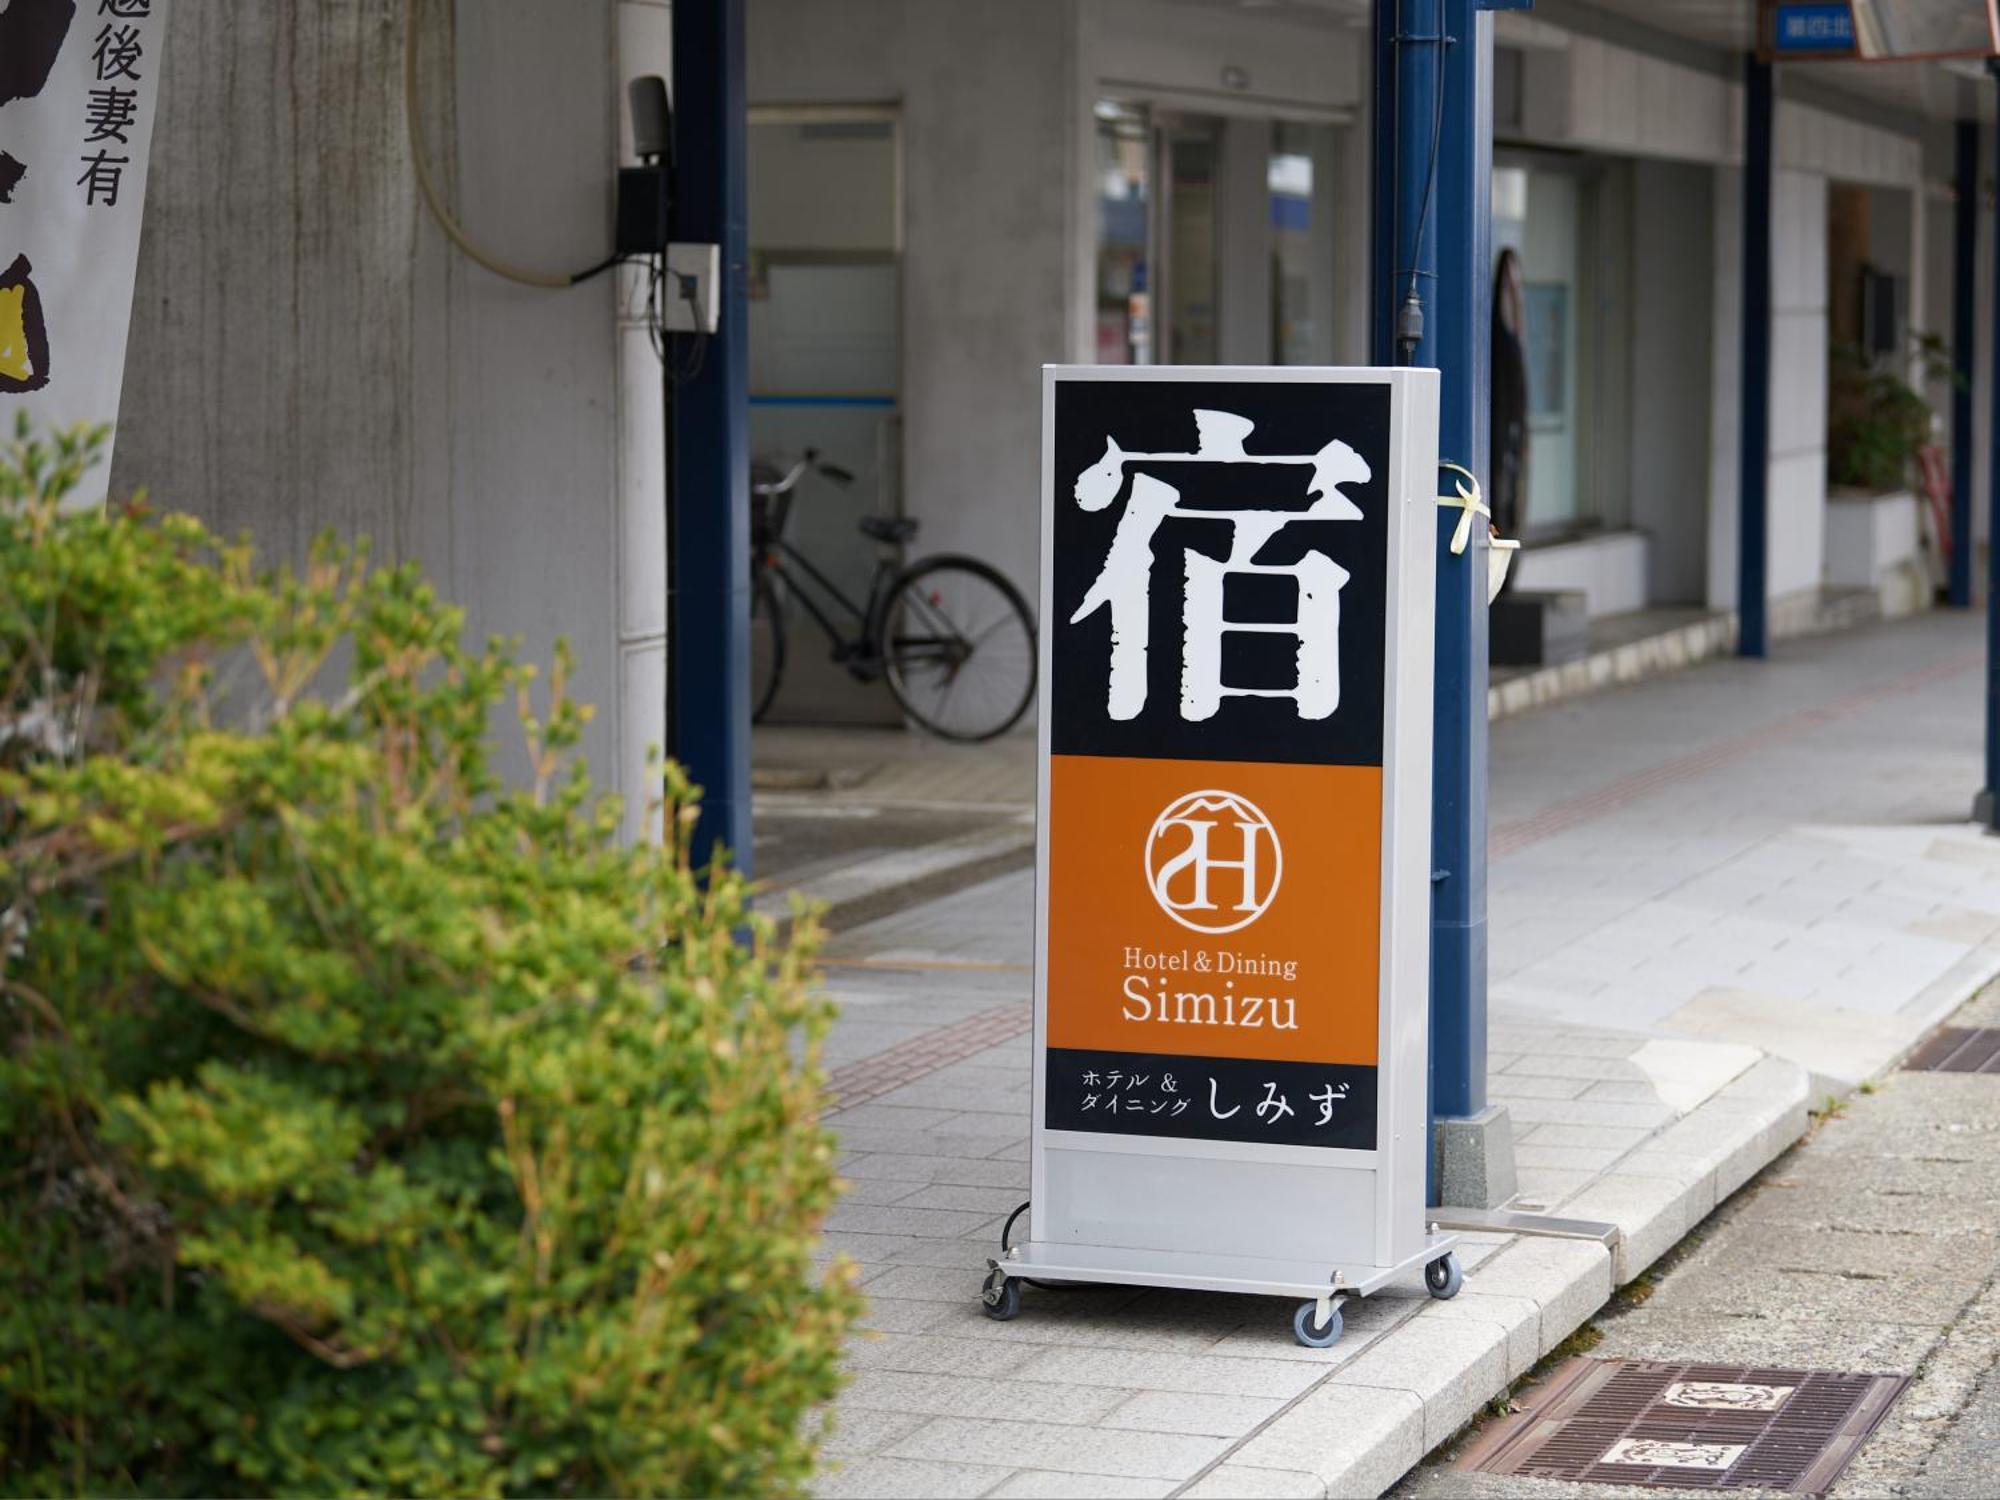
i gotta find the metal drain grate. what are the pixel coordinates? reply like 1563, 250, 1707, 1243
1458, 1358, 1909, 1495
1902, 1027, 2000, 1074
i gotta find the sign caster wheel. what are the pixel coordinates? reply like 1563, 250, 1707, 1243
1425, 1251, 1463, 1301
981, 1268, 1021, 1321
1292, 1299, 1343, 1349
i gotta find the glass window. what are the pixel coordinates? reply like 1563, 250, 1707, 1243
1491, 156, 1629, 537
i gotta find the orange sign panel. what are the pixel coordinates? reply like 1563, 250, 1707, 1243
1046, 753, 1382, 1068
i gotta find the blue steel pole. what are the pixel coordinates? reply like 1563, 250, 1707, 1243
1737, 55, 1773, 660
1984, 77, 2000, 831
1430, 0, 1491, 1128
1370, 8, 1396, 367
1375, 0, 1492, 1164
1952, 119, 1977, 610
670, 0, 753, 874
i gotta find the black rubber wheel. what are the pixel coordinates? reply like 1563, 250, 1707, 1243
1426, 1252, 1463, 1301
879, 554, 1036, 742
750, 567, 786, 724
1292, 1299, 1343, 1349
981, 1268, 1022, 1321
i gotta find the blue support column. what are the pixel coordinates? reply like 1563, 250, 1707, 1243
669, 0, 753, 874
1370, 11, 1395, 367
1375, 0, 1494, 1189
1737, 55, 1773, 660
1983, 80, 2000, 831
1952, 119, 1977, 610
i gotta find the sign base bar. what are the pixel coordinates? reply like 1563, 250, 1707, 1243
995, 1230, 1459, 1301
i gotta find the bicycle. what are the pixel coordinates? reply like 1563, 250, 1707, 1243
749, 449, 1038, 742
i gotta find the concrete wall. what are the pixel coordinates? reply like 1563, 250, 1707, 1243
748, 0, 1073, 608
115, 0, 665, 837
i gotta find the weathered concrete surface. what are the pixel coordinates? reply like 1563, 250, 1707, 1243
115, 1, 638, 798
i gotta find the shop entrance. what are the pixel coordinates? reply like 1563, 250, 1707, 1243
746, 104, 903, 725
1094, 100, 1341, 369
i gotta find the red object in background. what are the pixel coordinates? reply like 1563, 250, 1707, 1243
1918, 443, 1953, 583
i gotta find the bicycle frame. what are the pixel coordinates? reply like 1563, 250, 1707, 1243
758, 539, 899, 677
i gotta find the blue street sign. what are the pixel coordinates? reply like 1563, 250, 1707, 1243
1774, 2, 1856, 54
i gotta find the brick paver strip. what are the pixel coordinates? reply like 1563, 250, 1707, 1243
824, 998, 1032, 1111
1491, 649, 1980, 860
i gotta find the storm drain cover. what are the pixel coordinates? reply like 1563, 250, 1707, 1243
1457, 1358, 1908, 1495
1902, 1027, 2000, 1074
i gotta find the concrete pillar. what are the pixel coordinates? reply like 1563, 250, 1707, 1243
116, 1, 651, 824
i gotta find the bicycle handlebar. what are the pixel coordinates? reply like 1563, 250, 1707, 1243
752, 447, 853, 498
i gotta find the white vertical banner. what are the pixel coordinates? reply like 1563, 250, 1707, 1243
0, 0, 167, 497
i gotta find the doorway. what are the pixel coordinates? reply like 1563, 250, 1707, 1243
1093, 99, 1342, 368
746, 104, 902, 724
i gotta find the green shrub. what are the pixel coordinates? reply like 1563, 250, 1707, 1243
1827, 335, 1949, 493
0, 420, 858, 1498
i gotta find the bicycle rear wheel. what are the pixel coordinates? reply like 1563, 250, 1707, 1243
879, 555, 1036, 742
750, 568, 786, 723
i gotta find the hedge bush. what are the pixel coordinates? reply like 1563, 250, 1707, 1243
0, 421, 859, 1497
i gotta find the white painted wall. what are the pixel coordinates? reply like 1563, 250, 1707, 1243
1768, 166, 1829, 602
1510, 531, 1649, 618
116, 0, 658, 830
615, 0, 672, 843
1217, 117, 1274, 367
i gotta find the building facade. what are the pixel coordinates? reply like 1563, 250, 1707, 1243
106, 1, 2000, 814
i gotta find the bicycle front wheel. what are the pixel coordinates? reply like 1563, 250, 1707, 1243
879, 555, 1037, 742
750, 567, 786, 723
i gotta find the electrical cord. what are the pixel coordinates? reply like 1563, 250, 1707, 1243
1395, 0, 1450, 363
1406, 0, 1447, 305
647, 254, 709, 384
1000, 1202, 1114, 1292
402, 0, 626, 289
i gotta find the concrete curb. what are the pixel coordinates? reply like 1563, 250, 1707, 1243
1487, 588, 1890, 724
755, 820, 1036, 934
1179, 1052, 1810, 1499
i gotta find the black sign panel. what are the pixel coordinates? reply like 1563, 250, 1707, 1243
1045, 1048, 1378, 1151
1050, 378, 1392, 767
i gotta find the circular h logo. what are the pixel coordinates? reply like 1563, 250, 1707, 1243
1144, 790, 1282, 934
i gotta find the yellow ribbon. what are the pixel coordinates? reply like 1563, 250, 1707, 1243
1437, 462, 1489, 556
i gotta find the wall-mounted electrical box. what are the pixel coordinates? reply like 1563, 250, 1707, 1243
616, 167, 670, 257
663, 242, 721, 334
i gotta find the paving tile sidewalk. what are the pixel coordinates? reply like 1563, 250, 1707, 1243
793, 609, 2000, 1496
810, 885, 1805, 1499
